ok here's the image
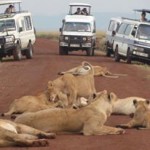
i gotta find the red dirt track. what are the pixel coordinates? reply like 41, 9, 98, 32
0, 38, 150, 150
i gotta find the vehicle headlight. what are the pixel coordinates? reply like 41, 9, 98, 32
133, 46, 144, 51
65, 36, 69, 40
87, 37, 92, 42
5, 36, 14, 42
83, 37, 87, 41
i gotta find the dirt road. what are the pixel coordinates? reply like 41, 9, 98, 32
0, 38, 150, 150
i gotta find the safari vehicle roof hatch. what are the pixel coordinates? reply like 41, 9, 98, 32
69, 3, 91, 15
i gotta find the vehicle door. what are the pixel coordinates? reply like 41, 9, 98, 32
121, 24, 134, 56
17, 15, 35, 49
17, 16, 27, 49
106, 20, 118, 45
115, 23, 128, 53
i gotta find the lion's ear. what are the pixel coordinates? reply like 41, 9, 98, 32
47, 81, 53, 88
109, 92, 117, 101
133, 99, 137, 106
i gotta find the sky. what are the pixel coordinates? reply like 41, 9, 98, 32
21, 0, 150, 16
1, 0, 149, 31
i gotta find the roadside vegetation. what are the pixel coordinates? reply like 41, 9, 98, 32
36, 30, 106, 51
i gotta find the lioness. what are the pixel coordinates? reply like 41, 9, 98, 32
15, 90, 125, 136
0, 119, 55, 147
116, 100, 150, 129
110, 92, 147, 115
58, 62, 127, 78
1, 90, 66, 117
48, 61, 96, 107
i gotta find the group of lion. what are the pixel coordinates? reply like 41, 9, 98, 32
0, 61, 150, 147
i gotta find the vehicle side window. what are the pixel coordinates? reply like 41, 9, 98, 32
124, 24, 134, 35
117, 23, 128, 34
21, 19, 25, 31
24, 16, 32, 30
108, 20, 115, 31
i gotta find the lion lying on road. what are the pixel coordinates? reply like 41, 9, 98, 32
116, 100, 150, 129
1, 90, 65, 117
58, 62, 127, 78
110, 92, 147, 115
48, 61, 96, 107
15, 90, 125, 136
0, 119, 55, 147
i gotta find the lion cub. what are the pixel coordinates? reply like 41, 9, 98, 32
117, 100, 150, 129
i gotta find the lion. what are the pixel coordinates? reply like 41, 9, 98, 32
1, 90, 67, 117
0, 119, 55, 147
48, 61, 96, 107
15, 90, 125, 136
58, 62, 127, 78
116, 100, 150, 129
109, 92, 147, 115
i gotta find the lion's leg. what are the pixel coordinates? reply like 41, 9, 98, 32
68, 90, 77, 107
83, 124, 125, 135
1, 107, 16, 117
83, 116, 125, 135
17, 123, 56, 139
116, 120, 138, 129
0, 139, 17, 147
0, 129, 49, 147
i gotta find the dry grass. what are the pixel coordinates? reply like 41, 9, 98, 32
96, 30, 106, 51
36, 30, 106, 50
36, 31, 59, 40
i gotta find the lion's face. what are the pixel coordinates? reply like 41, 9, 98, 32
93, 90, 114, 117
47, 81, 59, 102
133, 100, 150, 114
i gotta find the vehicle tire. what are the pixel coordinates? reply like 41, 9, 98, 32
114, 46, 120, 62
0, 57, 2, 62
64, 48, 68, 55
26, 42, 33, 59
13, 43, 22, 61
106, 47, 111, 57
59, 46, 68, 55
126, 49, 132, 64
86, 47, 94, 56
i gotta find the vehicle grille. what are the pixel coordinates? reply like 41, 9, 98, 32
0, 38, 5, 44
69, 36, 82, 44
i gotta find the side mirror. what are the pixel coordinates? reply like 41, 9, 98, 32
131, 30, 136, 37
19, 27, 23, 32
112, 30, 116, 36
59, 28, 62, 32
93, 29, 96, 33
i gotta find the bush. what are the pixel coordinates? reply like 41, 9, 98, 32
36, 31, 59, 40
96, 31, 106, 51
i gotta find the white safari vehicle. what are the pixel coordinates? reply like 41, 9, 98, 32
105, 17, 123, 57
0, 0, 36, 61
59, 3, 96, 56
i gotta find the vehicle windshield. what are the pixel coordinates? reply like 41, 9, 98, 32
63, 22, 91, 32
137, 24, 150, 40
0, 19, 16, 32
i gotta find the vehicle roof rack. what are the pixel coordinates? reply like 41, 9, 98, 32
0, 0, 21, 5
69, 3, 91, 7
